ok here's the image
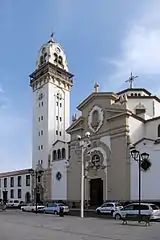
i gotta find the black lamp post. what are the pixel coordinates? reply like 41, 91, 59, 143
130, 148, 151, 221
29, 164, 44, 214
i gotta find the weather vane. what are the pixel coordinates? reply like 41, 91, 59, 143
125, 72, 138, 89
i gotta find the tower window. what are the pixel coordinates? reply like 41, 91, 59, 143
41, 116, 43, 120
56, 116, 58, 120
59, 131, 61, 136
41, 130, 43, 135
62, 148, 66, 159
57, 149, 61, 159
39, 117, 40, 122
38, 146, 40, 150
41, 102, 43, 106
56, 130, 58, 135
52, 150, 57, 161
54, 53, 58, 62
39, 103, 40, 107
38, 132, 40, 136
41, 145, 43, 150
58, 56, 63, 65
40, 55, 44, 65
60, 103, 62, 107
56, 102, 58, 106
60, 117, 62, 121
158, 125, 160, 138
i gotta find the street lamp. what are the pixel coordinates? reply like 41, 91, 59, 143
76, 131, 91, 218
130, 147, 151, 221
29, 163, 44, 214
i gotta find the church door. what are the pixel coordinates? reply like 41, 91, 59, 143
90, 178, 103, 206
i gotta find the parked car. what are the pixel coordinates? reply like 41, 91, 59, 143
96, 202, 123, 215
113, 203, 160, 220
44, 203, 69, 214
6, 200, 21, 208
21, 203, 44, 212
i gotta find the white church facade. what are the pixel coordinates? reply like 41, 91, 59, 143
1, 36, 160, 205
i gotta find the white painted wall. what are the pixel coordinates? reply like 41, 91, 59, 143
145, 118, 160, 139
32, 84, 48, 169
131, 139, 160, 200
51, 159, 67, 200
0, 173, 32, 202
128, 116, 144, 144
153, 99, 160, 117
32, 78, 71, 169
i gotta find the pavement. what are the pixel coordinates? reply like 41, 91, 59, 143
0, 210, 160, 240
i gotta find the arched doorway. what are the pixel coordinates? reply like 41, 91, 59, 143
25, 192, 31, 203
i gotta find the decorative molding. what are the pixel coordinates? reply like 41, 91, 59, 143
88, 105, 104, 133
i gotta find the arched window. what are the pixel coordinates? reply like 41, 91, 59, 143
57, 149, 61, 159
58, 56, 63, 65
158, 125, 160, 138
62, 148, 66, 159
52, 150, 57, 161
40, 55, 44, 65
54, 53, 58, 62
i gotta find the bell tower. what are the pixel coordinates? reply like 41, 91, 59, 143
30, 35, 74, 169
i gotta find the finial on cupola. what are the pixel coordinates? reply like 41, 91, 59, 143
94, 82, 100, 93
48, 32, 55, 43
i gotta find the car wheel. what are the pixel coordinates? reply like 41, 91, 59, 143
22, 208, 25, 212
97, 210, 101, 215
115, 214, 121, 220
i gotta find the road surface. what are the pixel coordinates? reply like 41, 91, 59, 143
0, 210, 160, 240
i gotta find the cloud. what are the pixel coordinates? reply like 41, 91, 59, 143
106, 0, 160, 93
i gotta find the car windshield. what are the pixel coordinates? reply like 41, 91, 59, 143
150, 204, 159, 210
14, 200, 19, 203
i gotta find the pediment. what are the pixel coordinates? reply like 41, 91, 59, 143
67, 116, 84, 133
52, 140, 66, 147
77, 92, 118, 111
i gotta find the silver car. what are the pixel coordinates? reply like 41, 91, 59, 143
113, 203, 160, 220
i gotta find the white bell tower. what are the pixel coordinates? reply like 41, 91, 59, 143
30, 35, 73, 170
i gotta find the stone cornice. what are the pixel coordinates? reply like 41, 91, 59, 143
29, 62, 74, 90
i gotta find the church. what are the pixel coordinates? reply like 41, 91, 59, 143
30, 35, 160, 206
1, 36, 160, 206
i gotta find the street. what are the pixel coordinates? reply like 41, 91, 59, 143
0, 210, 160, 240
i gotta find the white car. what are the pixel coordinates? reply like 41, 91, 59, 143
44, 203, 70, 214
6, 200, 20, 208
113, 203, 160, 220
21, 203, 44, 212
96, 202, 123, 215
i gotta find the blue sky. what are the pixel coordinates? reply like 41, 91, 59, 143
0, 0, 160, 171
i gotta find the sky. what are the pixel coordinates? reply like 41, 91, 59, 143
0, 0, 160, 171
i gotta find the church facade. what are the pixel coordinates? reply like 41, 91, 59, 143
66, 87, 160, 206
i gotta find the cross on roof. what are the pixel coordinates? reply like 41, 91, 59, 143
125, 72, 138, 89
94, 82, 100, 92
